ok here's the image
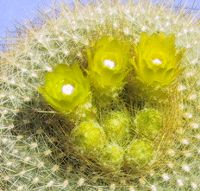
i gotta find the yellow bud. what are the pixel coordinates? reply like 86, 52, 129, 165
100, 143, 124, 171
126, 139, 154, 167
103, 111, 132, 146
71, 120, 107, 156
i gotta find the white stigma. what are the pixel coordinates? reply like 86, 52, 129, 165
103, 59, 116, 69
152, 58, 162, 65
62, 84, 74, 95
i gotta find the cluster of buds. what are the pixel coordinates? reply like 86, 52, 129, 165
71, 109, 161, 170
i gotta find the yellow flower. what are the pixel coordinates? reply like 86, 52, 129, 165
87, 36, 131, 94
39, 64, 90, 114
133, 32, 184, 87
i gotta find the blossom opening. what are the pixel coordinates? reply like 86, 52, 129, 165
152, 58, 162, 65
103, 59, 116, 69
62, 84, 74, 95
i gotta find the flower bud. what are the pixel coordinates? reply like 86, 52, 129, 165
103, 111, 132, 146
134, 108, 162, 139
100, 143, 124, 171
126, 139, 154, 167
71, 120, 107, 155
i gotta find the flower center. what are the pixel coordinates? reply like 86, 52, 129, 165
62, 84, 74, 95
103, 59, 116, 69
152, 58, 162, 65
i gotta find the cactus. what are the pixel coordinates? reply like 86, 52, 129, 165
0, 1, 200, 191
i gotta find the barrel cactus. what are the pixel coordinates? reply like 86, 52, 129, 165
0, 1, 200, 191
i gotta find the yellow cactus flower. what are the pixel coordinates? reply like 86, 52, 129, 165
133, 32, 184, 87
87, 36, 132, 94
39, 64, 91, 114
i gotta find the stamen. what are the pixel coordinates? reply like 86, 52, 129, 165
62, 84, 74, 95
103, 60, 116, 69
152, 58, 162, 65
